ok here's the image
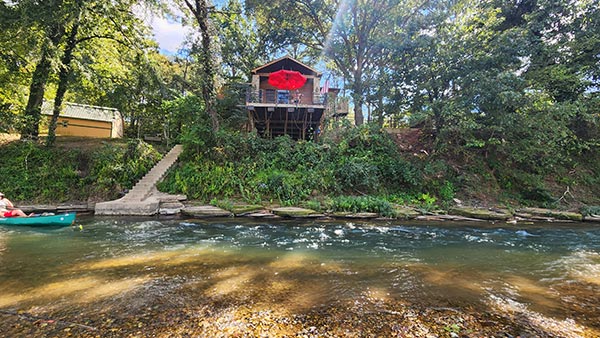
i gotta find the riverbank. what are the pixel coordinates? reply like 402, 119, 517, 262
18, 201, 600, 224
3, 134, 599, 225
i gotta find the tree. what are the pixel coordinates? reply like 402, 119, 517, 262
245, 0, 334, 60
4, 0, 160, 141
325, 0, 419, 126
46, 0, 154, 146
179, 0, 220, 132
215, 0, 265, 82
246, 0, 427, 126
19, 0, 67, 140
0, 2, 36, 132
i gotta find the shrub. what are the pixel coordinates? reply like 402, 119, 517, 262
165, 123, 431, 205
253, 170, 311, 206
438, 181, 455, 203
85, 140, 162, 199
159, 161, 239, 201
0, 139, 162, 202
334, 158, 381, 193
325, 195, 395, 217
0, 141, 82, 202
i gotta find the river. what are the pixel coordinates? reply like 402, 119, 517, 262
1, 217, 599, 337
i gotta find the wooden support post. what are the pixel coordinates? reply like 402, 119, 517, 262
308, 111, 313, 140
266, 119, 270, 138
247, 110, 254, 132
302, 109, 308, 140
284, 110, 288, 135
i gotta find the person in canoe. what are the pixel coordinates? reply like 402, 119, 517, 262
0, 192, 32, 217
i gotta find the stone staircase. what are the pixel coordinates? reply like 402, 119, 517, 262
95, 144, 186, 216
124, 145, 183, 202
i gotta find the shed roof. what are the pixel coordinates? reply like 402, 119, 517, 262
252, 56, 321, 76
42, 101, 121, 123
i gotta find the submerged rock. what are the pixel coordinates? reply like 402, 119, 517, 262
180, 205, 233, 217
230, 204, 265, 216
331, 212, 379, 219
271, 207, 323, 218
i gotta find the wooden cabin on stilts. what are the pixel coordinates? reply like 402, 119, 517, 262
245, 56, 328, 140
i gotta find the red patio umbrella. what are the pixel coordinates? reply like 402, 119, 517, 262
268, 69, 307, 90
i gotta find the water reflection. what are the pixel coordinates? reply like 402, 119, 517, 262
0, 217, 599, 336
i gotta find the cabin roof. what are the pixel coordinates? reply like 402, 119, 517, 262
252, 56, 322, 76
42, 101, 122, 123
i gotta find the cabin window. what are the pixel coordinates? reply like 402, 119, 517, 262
265, 89, 276, 103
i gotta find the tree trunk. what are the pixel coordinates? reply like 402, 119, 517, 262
185, 0, 219, 132
21, 52, 53, 140
352, 78, 364, 126
353, 95, 364, 126
46, 21, 80, 147
199, 2, 219, 132
20, 2, 65, 140
377, 95, 385, 127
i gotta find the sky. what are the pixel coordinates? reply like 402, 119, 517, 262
148, 0, 226, 56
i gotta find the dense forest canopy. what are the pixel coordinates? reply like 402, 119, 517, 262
0, 0, 598, 204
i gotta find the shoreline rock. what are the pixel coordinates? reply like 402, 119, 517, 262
448, 206, 512, 221
517, 207, 583, 222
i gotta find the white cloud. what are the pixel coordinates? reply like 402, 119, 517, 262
150, 15, 191, 54
134, 2, 190, 55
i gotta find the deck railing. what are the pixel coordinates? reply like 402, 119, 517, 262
246, 89, 327, 106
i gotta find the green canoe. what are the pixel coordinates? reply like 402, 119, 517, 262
0, 213, 76, 227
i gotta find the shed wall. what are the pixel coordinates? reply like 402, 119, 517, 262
49, 116, 113, 138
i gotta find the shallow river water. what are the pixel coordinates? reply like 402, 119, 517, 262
1, 217, 599, 337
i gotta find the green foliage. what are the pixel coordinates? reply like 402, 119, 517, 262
85, 139, 162, 199
0, 141, 82, 202
215, 0, 265, 82
444, 323, 461, 334
253, 170, 311, 206
303, 199, 323, 212
0, 139, 161, 202
415, 193, 437, 213
165, 94, 212, 153
331, 124, 420, 193
438, 181, 455, 203
386, 193, 414, 206
210, 198, 233, 211
159, 161, 239, 201
163, 123, 428, 206
325, 196, 395, 218
334, 158, 381, 193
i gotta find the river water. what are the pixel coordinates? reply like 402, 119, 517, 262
1, 217, 599, 337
